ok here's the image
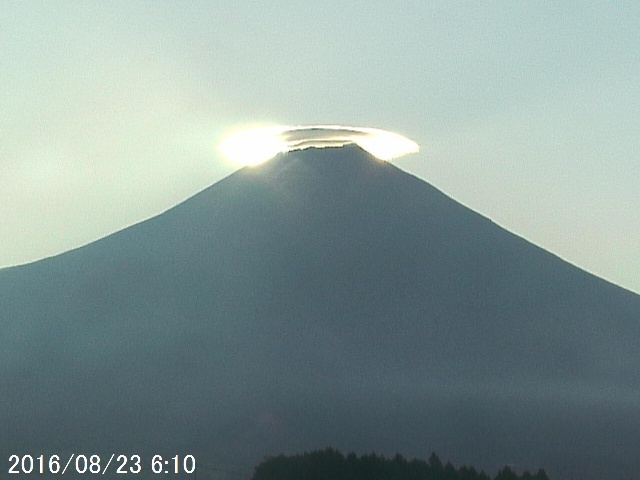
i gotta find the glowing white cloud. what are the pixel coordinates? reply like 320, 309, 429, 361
219, 125, 419, 166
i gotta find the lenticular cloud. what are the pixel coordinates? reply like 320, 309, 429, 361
219, 125, 419, 166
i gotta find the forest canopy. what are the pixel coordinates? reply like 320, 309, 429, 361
252, 448, 550, 480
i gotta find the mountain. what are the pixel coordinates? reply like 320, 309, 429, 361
1, 144, 639, 479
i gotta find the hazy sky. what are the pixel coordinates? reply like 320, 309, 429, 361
1, 1, 638, 294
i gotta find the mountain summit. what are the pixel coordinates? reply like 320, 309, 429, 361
2, 145, 639, 479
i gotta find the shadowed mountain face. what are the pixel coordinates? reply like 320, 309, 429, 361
2, 145, 639, 479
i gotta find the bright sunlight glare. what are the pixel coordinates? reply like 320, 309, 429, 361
219, 125, 419, 166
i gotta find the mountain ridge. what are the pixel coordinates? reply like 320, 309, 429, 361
5, 144, 635, 298
1, 145, 639, 479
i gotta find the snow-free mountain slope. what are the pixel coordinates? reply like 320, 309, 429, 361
1, 145, 639, 479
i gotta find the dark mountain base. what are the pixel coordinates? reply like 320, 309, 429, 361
2, 146, 639, 479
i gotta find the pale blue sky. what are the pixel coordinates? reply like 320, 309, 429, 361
1, 1, 638, 293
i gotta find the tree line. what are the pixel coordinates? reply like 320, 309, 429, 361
252, 447, 550, 480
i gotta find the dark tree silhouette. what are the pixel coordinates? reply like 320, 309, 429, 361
252, 448, 550, 480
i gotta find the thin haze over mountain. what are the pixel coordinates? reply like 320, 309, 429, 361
1, 145, 639, 479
